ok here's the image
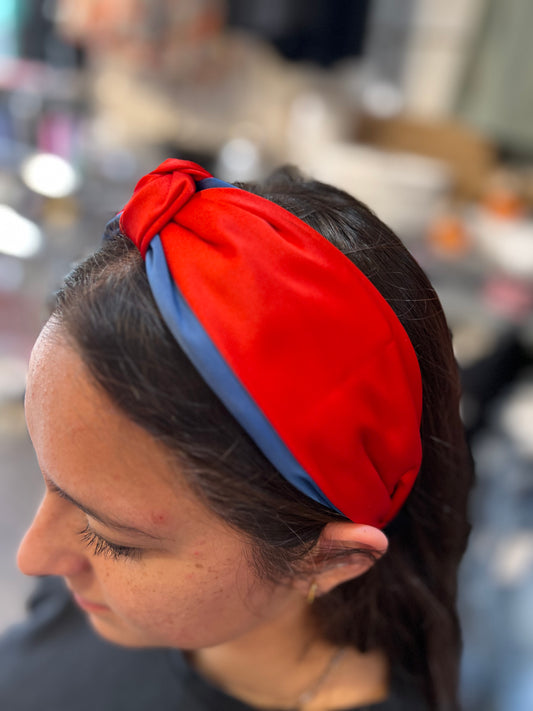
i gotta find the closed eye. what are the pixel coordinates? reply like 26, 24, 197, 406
77, 523, 142, 561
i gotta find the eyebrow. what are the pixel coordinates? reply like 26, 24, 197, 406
43, 473, 168, 541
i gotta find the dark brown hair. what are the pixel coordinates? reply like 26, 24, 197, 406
53, 167, 473, 710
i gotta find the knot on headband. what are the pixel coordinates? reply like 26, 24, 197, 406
120, 159, 422, 527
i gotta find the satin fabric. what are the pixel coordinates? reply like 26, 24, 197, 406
120, 159, 422, 527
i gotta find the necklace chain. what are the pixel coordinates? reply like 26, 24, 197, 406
295, 646, 347, 709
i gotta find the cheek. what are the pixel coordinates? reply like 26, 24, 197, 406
93, 554, 269, 648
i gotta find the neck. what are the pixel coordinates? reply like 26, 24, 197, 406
189, 594, 389, 710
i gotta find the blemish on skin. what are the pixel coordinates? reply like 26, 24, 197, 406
195, 563, 204, 569
150, 512, 167, 525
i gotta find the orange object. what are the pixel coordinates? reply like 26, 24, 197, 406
428, 214, 469, 256
482, 187, 525, 219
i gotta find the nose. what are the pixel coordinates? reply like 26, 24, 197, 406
17, 492, 91, 578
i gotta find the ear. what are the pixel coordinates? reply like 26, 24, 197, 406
292, 522, 389, 598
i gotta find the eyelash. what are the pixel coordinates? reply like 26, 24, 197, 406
77, 524, 142, 562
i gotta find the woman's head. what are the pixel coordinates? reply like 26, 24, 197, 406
19, 163, 473, 709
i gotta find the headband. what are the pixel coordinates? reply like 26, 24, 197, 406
119, 159, 422, 527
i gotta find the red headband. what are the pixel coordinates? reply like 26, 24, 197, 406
120, 159, 422, 527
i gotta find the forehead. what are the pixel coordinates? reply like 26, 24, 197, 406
25, 325, 206, 535
26, 327, 141, 462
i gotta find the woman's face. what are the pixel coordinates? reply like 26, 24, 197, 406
18, 325, 298, 649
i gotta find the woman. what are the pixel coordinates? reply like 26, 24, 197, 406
14, 160, 473, 710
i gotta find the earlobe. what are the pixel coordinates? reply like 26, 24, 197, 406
294, 522, 389, 598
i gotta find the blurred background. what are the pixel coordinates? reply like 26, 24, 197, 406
0, 1, 532, 709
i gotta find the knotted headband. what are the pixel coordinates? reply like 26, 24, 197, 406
119, 158, 422, 527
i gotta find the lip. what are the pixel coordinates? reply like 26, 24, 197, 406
72, 592, 110, 613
